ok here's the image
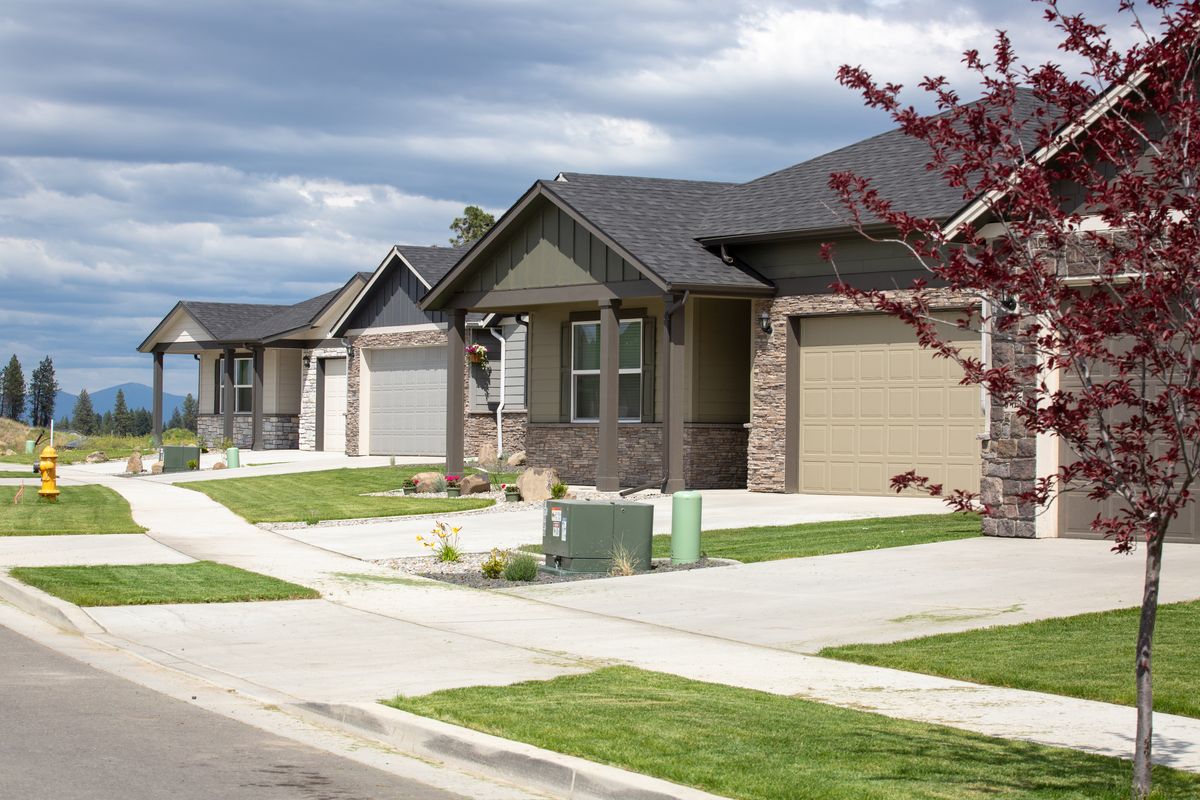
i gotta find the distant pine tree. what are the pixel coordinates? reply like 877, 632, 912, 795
167, 407, 184, 430
181, 393, 198, 433
27, 356, 58, 427
112, 389, 131, 436
0, 355, 25, 421
72, 390, 97, 435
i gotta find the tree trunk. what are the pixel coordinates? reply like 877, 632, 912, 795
1132, 529, 1165, 800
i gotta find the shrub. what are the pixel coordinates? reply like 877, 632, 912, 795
551, 482, 568, 499
432, 476, 447, 493
186, 459, 199, 470
504, 552, 539, 582
402, 477, 417, 489
417, 520, 462, 563
480, 548, 507, 579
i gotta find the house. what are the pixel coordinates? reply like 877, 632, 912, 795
331, 244, 528, 459
139, 273, 368, 451
414, 90, 1195, 543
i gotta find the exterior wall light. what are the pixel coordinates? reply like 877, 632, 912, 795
340, 337, 354, 357
302, 355, 312, 369
759, 309, 773, 334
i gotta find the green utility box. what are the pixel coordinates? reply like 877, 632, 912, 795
542, 499, 653, 574
160, 445, 201, 473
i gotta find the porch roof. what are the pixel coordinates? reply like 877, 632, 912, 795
138, 272, 369, 353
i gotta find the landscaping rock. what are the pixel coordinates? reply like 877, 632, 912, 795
150, 463, 164, 475
125, 452, 144, 474
2, 448, 13, 456
458, 474, 490, 496
85, 451, 107, 464
516, 467, 559, 502
478, 442, 498, 469
506, 450, 526, 467
411, 471, 444, 493
212, 461, 227, 471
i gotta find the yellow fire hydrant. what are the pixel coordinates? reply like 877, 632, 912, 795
38, 446, 60, 502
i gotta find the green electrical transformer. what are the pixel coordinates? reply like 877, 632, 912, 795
542, 499, 654, 574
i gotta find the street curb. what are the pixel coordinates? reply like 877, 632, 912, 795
0, 570, 105, 635
293, 700, 730, 800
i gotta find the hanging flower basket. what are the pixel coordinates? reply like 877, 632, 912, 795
465, 343, 490, 371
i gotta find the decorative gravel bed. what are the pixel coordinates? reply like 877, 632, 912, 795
373, 552, 731, 589
265, 487, 667, 530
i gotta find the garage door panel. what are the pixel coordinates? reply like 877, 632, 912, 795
367, 346, 447, 456
1057, 357, 1198, 543
798, 313, 983, 497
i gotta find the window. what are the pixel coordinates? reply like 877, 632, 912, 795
571, 319, 641, 422
217, 356, 253, 414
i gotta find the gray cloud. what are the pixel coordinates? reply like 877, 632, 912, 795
0, 0, 1133, 396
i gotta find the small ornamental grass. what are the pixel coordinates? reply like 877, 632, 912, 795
503, 551, 539, 582
608, 543, 638, 577
417, 519, 462, 562
550, 482, 568, 499
480, 548, 507, 579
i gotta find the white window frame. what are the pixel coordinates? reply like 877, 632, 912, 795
570, 319, 641, 423
217, 356, 254, 414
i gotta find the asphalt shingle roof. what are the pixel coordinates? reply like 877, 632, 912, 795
396, 244, 468, 286
698, 89, 1049, 241
177, 272, 363, 343
542, 173, 772, 291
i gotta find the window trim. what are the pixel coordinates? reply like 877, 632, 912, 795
217, 355, 254, 415
570, 319, 642, 423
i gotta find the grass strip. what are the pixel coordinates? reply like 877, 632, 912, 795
10, 561, 319, 606
821, 600, 1200, 719
522, 513, 979, 564
185, 466, 493, 523
0, 485, 145, 536
386, 666, 1199, 799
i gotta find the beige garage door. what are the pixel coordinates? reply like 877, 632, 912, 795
798, 313, 984, 495
1057, 363, 1198, 543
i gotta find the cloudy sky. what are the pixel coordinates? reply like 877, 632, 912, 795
0, 0, 1124, 397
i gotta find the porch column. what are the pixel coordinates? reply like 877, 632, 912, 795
151, 351, 164, 447
251, 346, 265, 451
445, 309, 466, 475
662, 295, 686, 493
222, 347, 235, 443
597, 298, 621, 492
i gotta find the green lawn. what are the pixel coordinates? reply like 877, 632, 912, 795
184, 466, 494, 523
386, 666, 1199, 800
522, 514, 979, 564
0, 485, 145, 536
10, 561, 319, 606
821, 600, 1200, 719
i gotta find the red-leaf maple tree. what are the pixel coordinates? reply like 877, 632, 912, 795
826, 2, 1200, 796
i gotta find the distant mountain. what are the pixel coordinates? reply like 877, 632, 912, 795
55, 383, 187, 420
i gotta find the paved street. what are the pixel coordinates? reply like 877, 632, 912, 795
0, 623, 469, 800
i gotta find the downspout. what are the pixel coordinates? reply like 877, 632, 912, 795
486, 326, 507, 456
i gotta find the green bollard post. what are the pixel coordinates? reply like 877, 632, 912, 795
225, 447, 240, 469
25, 440, 34, 455
671, 490, 703, 564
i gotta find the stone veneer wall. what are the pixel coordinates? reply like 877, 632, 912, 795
525, 422, 747, 489
197, 414, 298, 450
979, 336, 1039, 538
466, 410, 528, 459
299, 346, 348, 451
345, 329, 527, 458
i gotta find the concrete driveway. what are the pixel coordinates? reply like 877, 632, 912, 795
504, 536, 1200, 652
277, 490, 950, 560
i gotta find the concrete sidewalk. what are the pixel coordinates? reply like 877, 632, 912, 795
281, 490, 950, 561
21, 471, 1200, 773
